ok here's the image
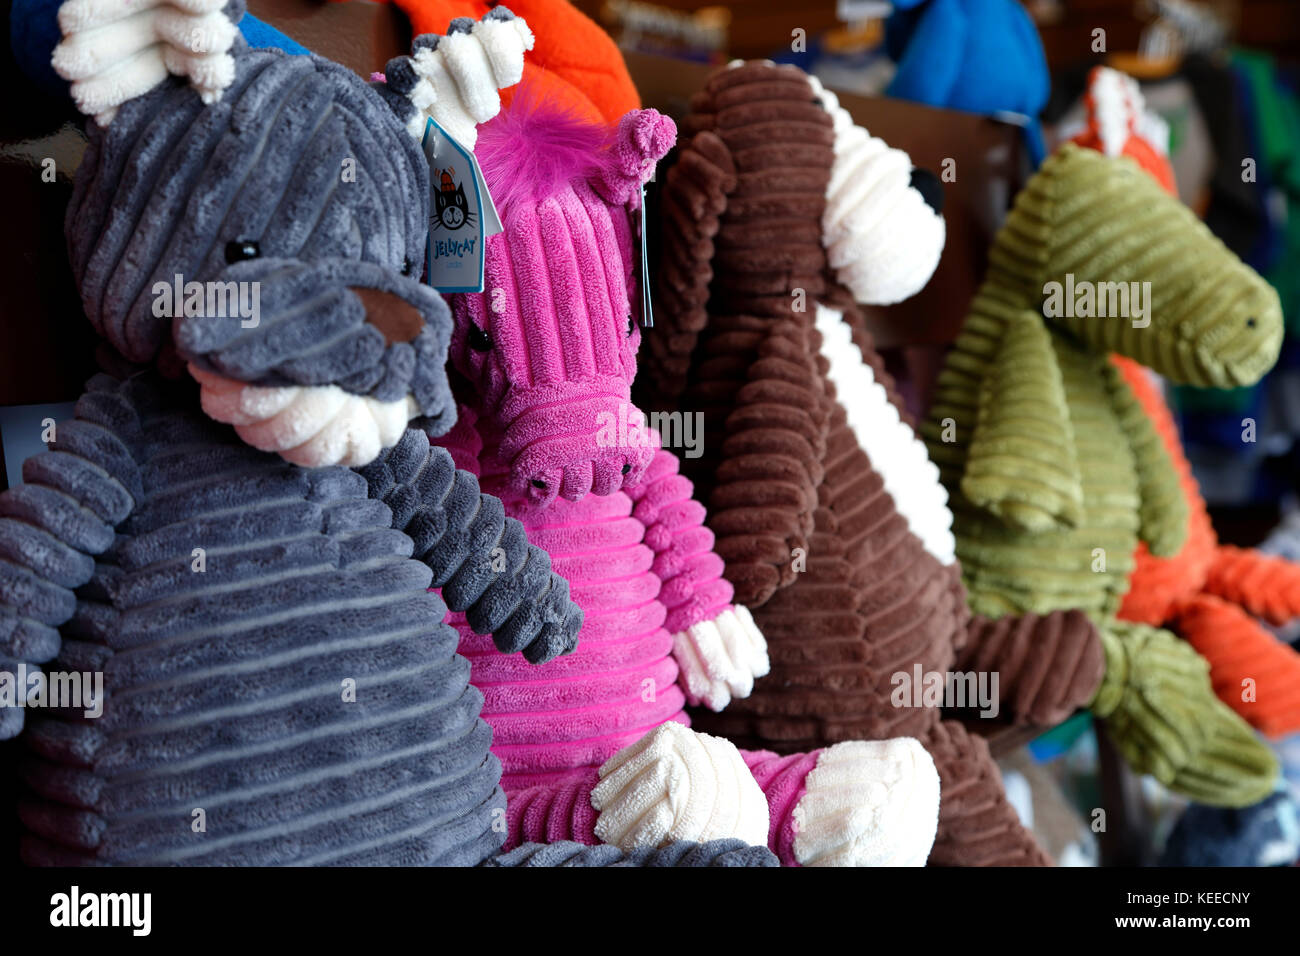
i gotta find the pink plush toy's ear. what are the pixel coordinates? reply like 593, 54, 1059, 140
592, 108, 676, 205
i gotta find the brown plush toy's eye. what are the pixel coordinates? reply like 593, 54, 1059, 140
224, 239, 261, 263
468, 325, 493, 352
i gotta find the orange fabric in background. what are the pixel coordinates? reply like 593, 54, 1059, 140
1114, 354, 1300, 737
355, 0, 640, 124
1114, 357, 1217, 626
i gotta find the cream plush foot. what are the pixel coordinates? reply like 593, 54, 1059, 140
793, 738, 941, 866
591, 723, 770, 851
673, 605, 770, 711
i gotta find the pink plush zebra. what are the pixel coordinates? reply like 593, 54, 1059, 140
432, 91, 944, 866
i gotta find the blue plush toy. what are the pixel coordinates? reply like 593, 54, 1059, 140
1160, 788, 1300, 867
885, 0, 1049, 164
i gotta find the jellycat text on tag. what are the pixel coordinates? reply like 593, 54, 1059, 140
421, 117, 502, 292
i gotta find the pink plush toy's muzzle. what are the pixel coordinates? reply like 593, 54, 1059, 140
498, 386, 656, 505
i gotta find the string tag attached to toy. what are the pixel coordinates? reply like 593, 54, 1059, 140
421, 117, 502, 293
637, 175, 654, 329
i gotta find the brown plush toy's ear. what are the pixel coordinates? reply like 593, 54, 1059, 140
961, 310, 1084, 533
650, 123, 824, 610
645, 62, 842, 609
646, 126, 737, 401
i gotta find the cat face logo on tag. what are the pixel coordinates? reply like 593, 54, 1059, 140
432, 167, 474, 232
421, 118, 501, 294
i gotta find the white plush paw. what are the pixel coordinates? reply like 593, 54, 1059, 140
53, 0, 239, 125
673, 605, 771, 711
591, 723, 769, 850
402, 12, 535, 147
792, 738, 941, 867
191, 364, 416, 468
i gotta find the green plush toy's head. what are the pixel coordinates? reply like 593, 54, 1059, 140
990, 144, 1282, 388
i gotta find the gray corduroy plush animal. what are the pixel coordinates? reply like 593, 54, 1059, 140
1, 0, 595, 866
485, 839, 781, 867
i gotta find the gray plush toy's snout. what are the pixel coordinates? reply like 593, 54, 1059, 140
173, 256, 454, 427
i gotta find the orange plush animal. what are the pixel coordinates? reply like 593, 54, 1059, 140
1114, 357, 1300, 737
1073, 67, 1300, 737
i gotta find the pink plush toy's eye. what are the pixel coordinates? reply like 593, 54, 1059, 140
468, 325, 493, 352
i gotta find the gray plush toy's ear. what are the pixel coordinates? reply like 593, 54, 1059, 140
374, 7, 533, 149
51, 0, 246, 126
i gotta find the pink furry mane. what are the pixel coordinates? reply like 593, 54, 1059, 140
476, 83, 616, 219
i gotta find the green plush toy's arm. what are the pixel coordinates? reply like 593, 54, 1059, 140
960, 310, 1084, 533
1102, 362, 1187, 558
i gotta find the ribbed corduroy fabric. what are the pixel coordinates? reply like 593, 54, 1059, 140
1070, 74, 1300, 739
15, 375, 515, 865
442, 422, 698, 782
448, 106, 675, 506
66, 49, 447, 420
9, 12, 594, 865
440, 94, 953, 866
640, 60, 1055, 865
921, 144, 1283, 806
485, 838, 780, 867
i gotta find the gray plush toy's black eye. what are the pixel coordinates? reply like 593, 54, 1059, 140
402, 257, 414, 276
468, 325, 493, 352
225, 239, 261, 263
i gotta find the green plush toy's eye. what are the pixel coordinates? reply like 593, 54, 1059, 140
224, 239, 261, 264
1247, 317, 1257, 328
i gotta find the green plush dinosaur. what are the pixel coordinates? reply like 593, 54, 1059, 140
922, 143, 1284, 807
